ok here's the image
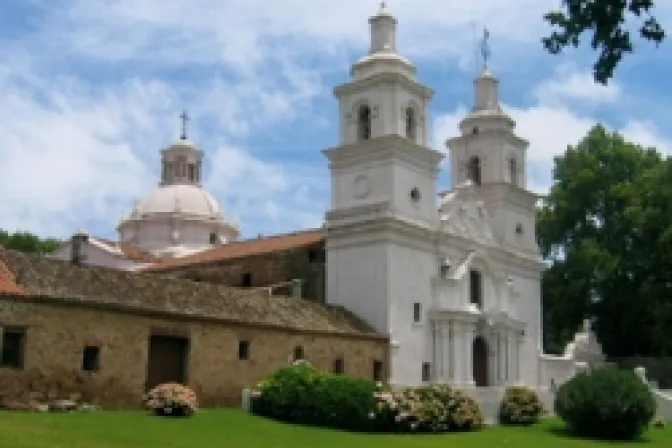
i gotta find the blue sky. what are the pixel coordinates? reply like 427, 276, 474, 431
1, 0, 671, 241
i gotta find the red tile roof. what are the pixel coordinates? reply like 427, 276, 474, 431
0, 258, 27, 296
147, 229, 324, 271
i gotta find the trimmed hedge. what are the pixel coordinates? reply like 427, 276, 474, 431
554, 365, 656, 440
251, 362, 483, 433
251, 363, 378, 431
498, 386, 545, 425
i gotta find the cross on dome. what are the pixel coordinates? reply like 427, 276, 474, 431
179, 110, 190, 140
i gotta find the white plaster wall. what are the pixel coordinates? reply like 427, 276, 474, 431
510, 273, 543, 386
387, 241, 436, 386
326, 239, 389, 334
330, 163, 393, 210
391, 162, 438, 224
50, 242, 140, 271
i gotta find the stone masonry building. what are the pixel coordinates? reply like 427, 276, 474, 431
0, 248, 387, 409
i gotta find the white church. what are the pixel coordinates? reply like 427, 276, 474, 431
51, 4, 608, 405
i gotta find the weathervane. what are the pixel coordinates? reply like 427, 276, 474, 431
179, 110, 190, 140
479, 28, 491, 70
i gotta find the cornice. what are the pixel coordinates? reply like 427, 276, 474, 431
333, 72, 433, 100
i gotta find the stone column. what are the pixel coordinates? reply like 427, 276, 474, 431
464, 322, 475, 387
514, 332, 523, 385
498, 333, 506, 385
435, 322, 444, 381
453, 321, 464, 385
507, 328, 515, 384
447, 321, 454, 381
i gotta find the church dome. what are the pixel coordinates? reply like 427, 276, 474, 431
131, 184, 224, 219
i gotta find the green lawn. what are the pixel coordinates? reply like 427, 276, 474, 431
0, 409, 669, 448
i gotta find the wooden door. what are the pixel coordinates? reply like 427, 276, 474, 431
146, 335, 189, 391
472, 336, 489, 387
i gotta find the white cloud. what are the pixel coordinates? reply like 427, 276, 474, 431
533, 65, 622, 106
1, 0, 671, 242
434, 67, 671, 195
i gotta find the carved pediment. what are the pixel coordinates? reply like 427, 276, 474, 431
438, 181, 495, 243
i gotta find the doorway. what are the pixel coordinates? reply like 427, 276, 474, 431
146, 335, 189, 391
472, 336, 489, 387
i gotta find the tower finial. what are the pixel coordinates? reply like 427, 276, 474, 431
380, 1, 386, 11
479, 28, 491, 70
179, 110, 190, 140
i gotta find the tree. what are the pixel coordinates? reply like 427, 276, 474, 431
543, 1, 666, 84
537, 124, 665, 357
0, 229, 61, 255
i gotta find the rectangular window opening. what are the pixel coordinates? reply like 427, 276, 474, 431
1, 327, 26, 369
81, 346, 100, 372
238, 340, 250, 360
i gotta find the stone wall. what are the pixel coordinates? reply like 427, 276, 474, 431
0, 298, 388, 409
160, 243, 327, 302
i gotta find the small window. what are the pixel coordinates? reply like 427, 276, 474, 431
238, 340, 250, 360
241, 272, 252, 287
333, 358, 344, 374
373, 360, 383, 382
472, 126, 479, 134
508, 157, 518, 186
293, 345, 304, 361
405, 107, 416, 140
307, 248, 324, 263
413, 302, 421, 322
81, 346, 100, 372
422, 362, 431, 382
410, 187, 421, 203
515, 223, 524, 235
467, 156, 482, 186
358, 105, 372, 140
1, 327, 26, 369
209, 233, 217, 244
188, 163, 196, 181
469, 270, 483, 308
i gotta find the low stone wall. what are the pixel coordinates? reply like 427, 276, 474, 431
0, 366, 138, 410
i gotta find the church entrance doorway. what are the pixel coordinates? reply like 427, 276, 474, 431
472, 336, 489, 387
146, 334, 189, 391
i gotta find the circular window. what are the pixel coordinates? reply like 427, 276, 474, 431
410, 187, 421, 203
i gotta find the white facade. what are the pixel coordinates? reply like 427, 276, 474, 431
324, 4, 548, 392
118, 137, 239, 258
52, 132, 240, 268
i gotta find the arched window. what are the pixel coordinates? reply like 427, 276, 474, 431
508, 157, 518, 186
405, 107, 416, 140
467, 156, 482, 186
358, 105, 371, 141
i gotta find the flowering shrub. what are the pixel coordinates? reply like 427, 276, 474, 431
143, 383, 198, 417
498, 386, 545, 425
372, 385, 483, 432
251, 364, 483, 433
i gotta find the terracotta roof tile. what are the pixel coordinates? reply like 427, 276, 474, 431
0, 259, 27, 296
147, 229, 324, 271
0, 247, 380, 337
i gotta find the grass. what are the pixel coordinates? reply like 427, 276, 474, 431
0, 409, 670, 448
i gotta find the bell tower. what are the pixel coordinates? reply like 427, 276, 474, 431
324, 3, 444, 386
445, 30, 539, 253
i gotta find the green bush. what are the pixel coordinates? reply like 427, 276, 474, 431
554, 365, 656, 440
498, 386, 545, 425
251, 362, 378, 431
251, 362, 483, 433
